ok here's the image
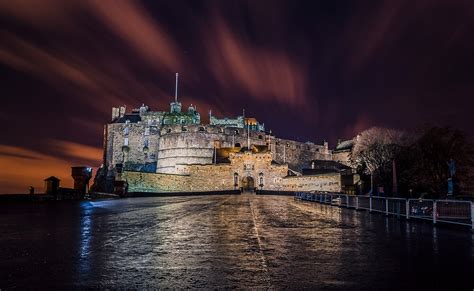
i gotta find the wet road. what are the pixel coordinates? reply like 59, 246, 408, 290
0, 194, 473, 289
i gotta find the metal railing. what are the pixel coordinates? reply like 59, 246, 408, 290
294, 192, 474, 229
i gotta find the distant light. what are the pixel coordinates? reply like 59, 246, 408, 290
87, 167, 92, 172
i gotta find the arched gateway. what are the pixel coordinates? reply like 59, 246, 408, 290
241, 176, 255, 192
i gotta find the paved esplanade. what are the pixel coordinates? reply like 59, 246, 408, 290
1, 195, 473, 289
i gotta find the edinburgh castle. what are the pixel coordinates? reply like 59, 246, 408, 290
93, 74, 358, 194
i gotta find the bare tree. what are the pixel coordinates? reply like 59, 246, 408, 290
350, 127, 406, 195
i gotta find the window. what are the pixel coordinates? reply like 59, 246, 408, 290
258, 135, 263, 140
167, 128, 171, 133
144, 127, 150, 136
233, 172, 239, 186
182, 126, 187, 132
235, 143, 241, 147
199, 126, 206, 132
123, 137, 129, 146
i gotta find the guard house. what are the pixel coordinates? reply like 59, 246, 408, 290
44, 176, 60, 194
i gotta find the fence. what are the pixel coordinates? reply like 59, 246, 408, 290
294, 192, 474, 229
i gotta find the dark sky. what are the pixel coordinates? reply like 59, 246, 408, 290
1, 0, 474, 193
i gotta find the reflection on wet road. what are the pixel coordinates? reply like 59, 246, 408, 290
0, 194, 473, 289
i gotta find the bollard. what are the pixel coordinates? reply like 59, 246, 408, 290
369, 197, 372, 213
433, 201, 437, 224
396, 201, 400, 219
406, 200, 410, 220
386, 199, 389, 216
471, 203, 474, 231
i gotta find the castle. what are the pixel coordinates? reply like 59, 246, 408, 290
93, 74, 357, 194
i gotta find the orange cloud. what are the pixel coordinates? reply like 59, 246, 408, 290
86, 0, 181, 72
0, 142, 102, 194
205, 19, 308, 106
47, 139, 103, 164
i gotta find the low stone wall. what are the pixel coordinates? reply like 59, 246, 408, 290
123, 168, 236, 193
278, 173, 341, 192
125, 190, 241, 197
123, 170, 341, 193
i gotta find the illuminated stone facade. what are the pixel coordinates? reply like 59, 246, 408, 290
94, 96, 352, 193
122, 150, 341, 193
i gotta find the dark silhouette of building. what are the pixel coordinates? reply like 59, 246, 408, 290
44, 176, 60, 199
71, 167, 93, 196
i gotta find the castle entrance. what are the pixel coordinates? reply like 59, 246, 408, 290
242, 176, 255, 192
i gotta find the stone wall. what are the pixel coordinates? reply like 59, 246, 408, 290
106, 122, 160, 170
105, 120, 334, 175
279, 174, 341, 192
332, 151, 351, 166
123, 151, 342, 193
269, 138, 332, 172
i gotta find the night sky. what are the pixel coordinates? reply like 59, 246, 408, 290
1, 0, 473, 193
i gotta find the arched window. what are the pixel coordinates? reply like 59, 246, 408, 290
233, 172, 239, 187
258, 172, 264, 188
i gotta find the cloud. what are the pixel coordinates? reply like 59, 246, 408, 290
47, 139, 103, 164
0, 0, 77, 27
204, 18, 308, 106
86, 0, 181, 73
0, 142, 102, 194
